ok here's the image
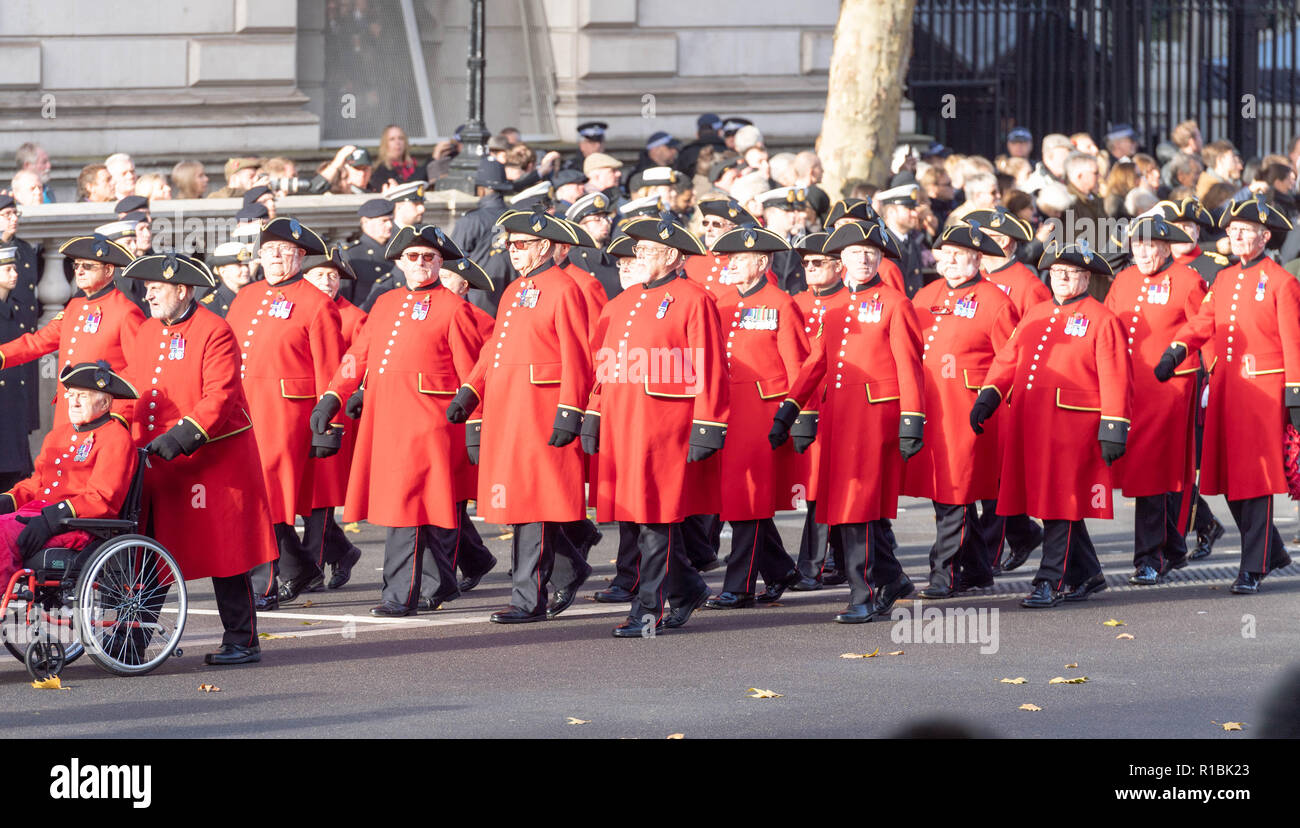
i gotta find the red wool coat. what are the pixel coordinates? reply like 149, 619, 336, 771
327, 281, 483, 528
983, 295, 1133, 520
1170, 255, 1300, 500
1104, 260, 1207, 497
0, 286, 144, 427
790, 284, 855, 502
225, 276, 344, 523
982, 259, 1052, 319
463, 264, 593, 524
121, 306, 277, 579
785, 276, 925, 525
903, 276, 1018, 504
313, 296, 368, 509
713, 281, 808, 520
588, 274, 729, 524
684, 252, 730, 298
562, 261, 609, 324
2, 415, 136, 523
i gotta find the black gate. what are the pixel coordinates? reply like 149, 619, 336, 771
908, 0, 1300, 160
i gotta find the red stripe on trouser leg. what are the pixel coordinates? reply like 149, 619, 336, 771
1057, 523, 1072, 592
1264, 498, 1274, 574
537, 526, 544, 604
242, 576, 256, 647
995, 517, 1008, 568
405, 530, 419, 606
448, 509, 462, 571
864, 526, 874, 603
744, 523, 759, 590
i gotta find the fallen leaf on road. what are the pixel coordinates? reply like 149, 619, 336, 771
1019, 703, 1042, 712
258, 633, 294, 640
1065, 662, 1079, 669
763, 602, 784, 607
1116, 633, 1135, 640
747, 688, 783, 699
30, 676, 64, 690
302, 600, 314, 608
565, 717, 589, 725
198, 684, 221, 693
1000, 677, 1027, 684
343, 522, 361, 534
1102, 619, 1126, 627
839, 648, 880, 659
608, 559, 617, 565
887, 650, 904, 656
1222, 722, 1244, 732
300, 621, 319, 626
666, 733, 685, 739
1049, 676, 1089, 684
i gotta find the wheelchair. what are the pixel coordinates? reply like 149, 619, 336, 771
0, 449, 187, 681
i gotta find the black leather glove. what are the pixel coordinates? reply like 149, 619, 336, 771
688, 444, 718, 463
0, 496, 15, 516
581, 412, 600, 455
310, 394, 342, 435
16, 514, 53, 559
146, 431, 185, 462
969, 388, 1000, 435
345, 388, 364, 419
900, 436, 923, 461
791, 412, 818, 454
310, 426, 342, 459
689, 422, 725, 463
548, 408, 581, 447
1100, 439, 1125, 466
769, 400, 798, 449
549, 428, 578, 447
1153, 345, 1187, 382
445, 387, 477, 424
466, 421, 481, 465
1290, 407, 1300, 431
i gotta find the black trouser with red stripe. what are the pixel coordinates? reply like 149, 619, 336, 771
250, 523, 321, 597
838, 521, 903, 607
721, 518, 796, 594
796, 501, 845, 580
213, 572, 258, 646
1035, 519, 1101, 592
302, 508, 358, 570
1227, 496, 1292, 575
382, 524, 458, 610
451, 501, 496, 580
681, 513, 722, 569
629, 523, 707, 624
505, 522, 559, 614
608, 521, 641, 591
978, 500, 1044, 568
928, 502, 991, 589
1133, 493, 1188, 571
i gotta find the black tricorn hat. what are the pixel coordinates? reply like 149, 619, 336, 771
1155, 197, 1215, 230
1039, 240, 1114, 276
301, 246, 359, 280
556, 218, 598, 248
60, 360, 138, 400
711, 226, 791, 254
384, 224, 463, 261
825, 198, 878, 226
606, 235, 637, 258
121, 251, 217, 288
496, 208, 578, 244
793, 231, 832, 256
59, 234, 134, 267
824, 220, 901, 260
1124, 214, 1193, 246
257, 217, 327, 255
1218, 196, 1294, 232
697, 195, 758, 226
960, 207, 1032, 243
621, 213, 706, 255
933, 220, 1004, 256
442, 256, 496, 292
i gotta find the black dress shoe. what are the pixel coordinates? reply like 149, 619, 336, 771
593, 585, 635, 603
1020, 581, 1062, 608
1064, 573, 1107, 602
204, 644, 261, 665
821, 570, 847, 586
279, 572, 325, 603
1191, 517, 1225, 560
547, 567, 591, 619
918, 585, 956, 599
327, 546, 362, 590
705, 591, 754, 609
1162, 556, 1188, 573
254, 593, 279, 612
955, 573, 995, 591
872, 574, 915, 617
789, 576, 822, 592
662, 586, 710, 629
756, 570, 801, 603
458, 555, 498, 592
695, 557, 722, 573
1229, 571, 1262, 594
834, 603, 873, 624
1129, 565, 1159, 586
1000, 544, 1036, 573
370, 601, 414, 617
491, 606, 548, 624
416, 596, 444, 612
612, 617, 654, 638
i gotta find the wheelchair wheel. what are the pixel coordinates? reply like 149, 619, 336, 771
25, 640, 65, 681
2, 593, 84, 667
74, 535, 187, 677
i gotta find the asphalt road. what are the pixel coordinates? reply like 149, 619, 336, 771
1, 494, 1297, 740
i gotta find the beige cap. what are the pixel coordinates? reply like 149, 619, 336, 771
224, 156, 264, 178
583, 152, 623, 174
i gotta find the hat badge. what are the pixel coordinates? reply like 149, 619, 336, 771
990, 214, 1003, 227
95, 244, 106, 258
594, 195, 606, 209
416, 185, 426, 198
743, 232, 755, 249
727, 206, 738, 217
658, 226, 671, 241
531, 217, 544, 232
96, 378, 106, 389
289, 218, 302, 240
163, 265, 174, 280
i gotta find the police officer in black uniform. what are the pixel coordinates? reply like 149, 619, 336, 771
0, 195, 40, 434
565, 192, 622, 299
562, 121, 609, 172
877, 183, 930, 297
339, 198, 397, 303
450, 159, 516, 315
198, 242, 254, 318
0, 245, 33, 490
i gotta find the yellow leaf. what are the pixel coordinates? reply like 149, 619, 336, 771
198, 683, 221, 693
497, 531, 514, 541
1019, 703, 1042, 712
887, 650, 904, 656
301, 600, 314, 608
1102, 619, 1126, 627
300, 621, 319, 626
258, 632, 293, 640
1116, 633, 1135, 640
747, 687, 783, 699
565, 717, 589, 725
608, 559, 617, 565
1065, 662, 1079, 669
839, 648, 880, 659
666, 733, 685, 739
1222, 722, 1244, 732
763, 602, 784, 608
30, 676, 63, 690
1048, 676, 1089, 685
1000, 677, 1028, 684
343, 522, 361, 534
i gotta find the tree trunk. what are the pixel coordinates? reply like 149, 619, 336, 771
818, 0, 917, 201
